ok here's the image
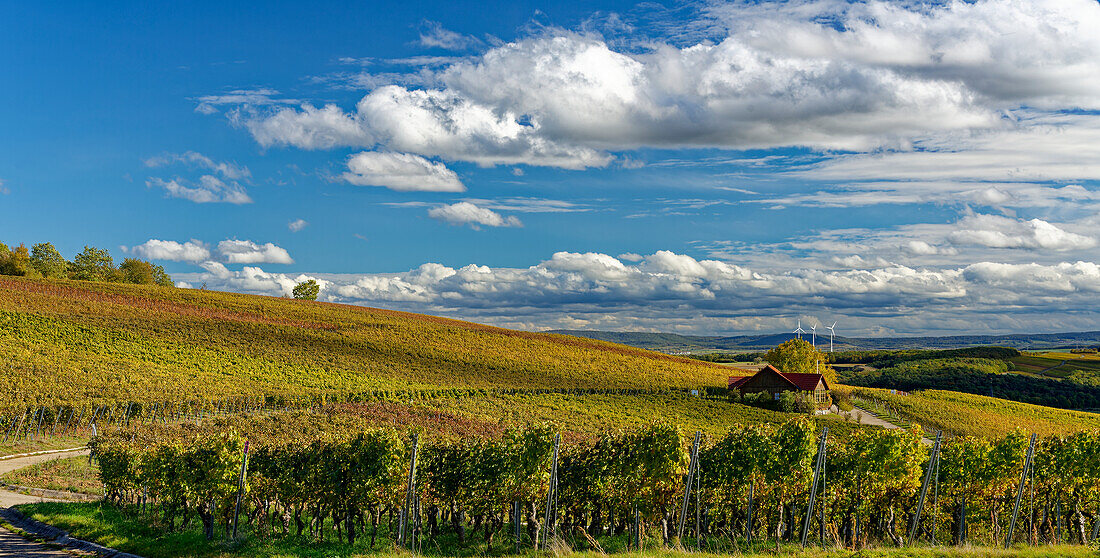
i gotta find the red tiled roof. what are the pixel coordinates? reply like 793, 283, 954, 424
727, 364, 828, 391
728, 375, 751, 388
781, 372, 828, 391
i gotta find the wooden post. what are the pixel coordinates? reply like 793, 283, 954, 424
1004, 433, 1037, 548
907, 431, 942, 546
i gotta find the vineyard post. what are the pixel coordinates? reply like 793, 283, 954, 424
513, 500, 521, 553
50, 406, 61, 436
2, 408, 24, 443
930, 437, 941, 545
62, 407, 75, 436
801, 427, 828, 548
907, 431, 942, 546
1055, 500, 1062, 543
1004, 433, 1037, 548
745, 480, 754, 545
1027, 449, 1034, 545
399, 433, 419, 548
696, 455, 703, 551
853, 478, 860, 547
541, 433, 560, 549
633, 505, 640, 549
232, 440, 250, 539
677, 431, 701, 539
31, 406, 42, 441
89, 406, 102, 433
819, 433, 827, 547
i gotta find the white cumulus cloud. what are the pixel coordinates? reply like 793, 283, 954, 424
948, 215, 1096, 251
427, 202, 521, 229
130, 239, 211, 263
342, 151, 465, 192
217, 240, 294, 264
234, 0, 1100, 172
288, 219, 309, 232
147, 176, 253, 204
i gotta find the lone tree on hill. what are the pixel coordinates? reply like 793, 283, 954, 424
292, 279, 320, 301
764, 338, 837, 384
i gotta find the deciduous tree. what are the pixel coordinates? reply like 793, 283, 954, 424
293, 279, 320, 301
29, 242, 67, 277
765, 338, 836, 384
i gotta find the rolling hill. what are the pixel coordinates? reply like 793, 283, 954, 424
0, 277, 730, 408
552, 328, 1100, 352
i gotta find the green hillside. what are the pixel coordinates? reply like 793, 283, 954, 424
0, 276, 730, 408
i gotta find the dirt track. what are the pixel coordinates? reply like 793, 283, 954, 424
1, 448, 91, 556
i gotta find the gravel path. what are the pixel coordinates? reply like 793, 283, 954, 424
0, 449, 90, 508
0, 527, 75, 557
846, 406, 934, 446
1, 448, 92, 556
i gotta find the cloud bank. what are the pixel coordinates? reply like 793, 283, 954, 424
174, 249, 1100, 335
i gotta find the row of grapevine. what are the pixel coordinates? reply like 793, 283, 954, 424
1, 388, 713, 447
1, 396, 279, 445
89, 415, 1100, 551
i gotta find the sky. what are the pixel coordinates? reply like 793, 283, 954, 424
2, 0, 1100, 337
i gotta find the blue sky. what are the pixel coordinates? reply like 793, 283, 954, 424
3, 0, 1100, 336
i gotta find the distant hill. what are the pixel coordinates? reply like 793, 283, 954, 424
0, 277, 729, 408
548, 329, 1100, 353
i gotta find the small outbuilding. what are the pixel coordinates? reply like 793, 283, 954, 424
728, 364, 830, 405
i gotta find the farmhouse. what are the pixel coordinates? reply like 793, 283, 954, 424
728, 364, 830, 405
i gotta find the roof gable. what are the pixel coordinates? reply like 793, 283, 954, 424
728, 364, 829, 391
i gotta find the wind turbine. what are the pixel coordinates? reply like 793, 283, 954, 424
810, 324, 818, 348
826, 321, 837, 353
793, 320, 806, 340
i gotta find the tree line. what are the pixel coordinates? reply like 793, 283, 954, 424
0, 241, 173, 286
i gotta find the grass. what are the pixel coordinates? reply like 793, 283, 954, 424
1, 454, 102, 495
0, 276, 730, 408
16, 501, 1092, 558
0, 434, 87, 458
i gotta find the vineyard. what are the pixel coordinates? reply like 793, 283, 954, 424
76, 411, 1100, 556
0, 276, 730, 408
851, 388, 1100, 438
